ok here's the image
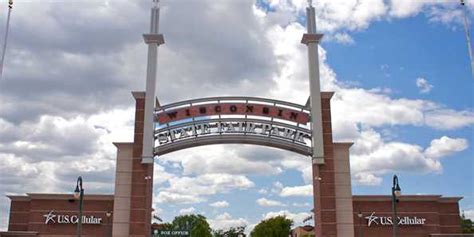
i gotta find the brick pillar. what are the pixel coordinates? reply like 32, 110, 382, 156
313, 92, 338, 237
333, 143, 355, 236
129, 91, 154, 237
112, 142, 133, 237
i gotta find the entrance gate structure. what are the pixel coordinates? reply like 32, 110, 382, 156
111, 1, 355, 236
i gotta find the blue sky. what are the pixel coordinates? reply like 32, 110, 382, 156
322, 14, 473, 198
324, 14, 473, 172
0, 0, 473, 233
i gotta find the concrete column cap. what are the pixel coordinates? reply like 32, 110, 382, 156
301, 33, 324, 45
132, 91, 146, 99
143, 34, 165, 45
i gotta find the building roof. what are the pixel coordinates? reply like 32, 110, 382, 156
7, 193, 114, 201
353, 195, 462, 202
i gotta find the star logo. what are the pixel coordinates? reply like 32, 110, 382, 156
365, 212, 379, 227
43, 210, 56, 224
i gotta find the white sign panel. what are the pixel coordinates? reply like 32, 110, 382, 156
43, 210, 102, 225
365, 212, 426, 227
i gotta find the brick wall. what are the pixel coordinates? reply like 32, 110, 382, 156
5, 194, 113, 237
353, 195, 462, 237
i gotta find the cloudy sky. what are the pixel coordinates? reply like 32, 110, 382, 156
0, 0, 473, 232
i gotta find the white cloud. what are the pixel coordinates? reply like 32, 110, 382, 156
155, 191, 205, 205
210, 201, 230, 208
153, 163, 176, 185
331, 86, 474, 136
464, 209, 474, 220
280, 185, 313, 197
0, 115, 101, 160
156, 174, 254, 204
388, 0, 473, 24
425, 109, 474, 130
352, 129, 438, 174
388, 0, 431, 18
256, 198, 286, 207
261, 0, 474, 35
428, 6, 464, 25
353, 172, 383, 186
179, 207, 196, 215
301, 166, 313, 184
161, 146, 283, 176
332, 32, 355, 45
292, 202, 310, 207
262, 210, 312, 226
272, 181, 284, 194
424, 136, 469, 159
351, 129, 469, 185
331, 88, 428, 129
305, 0, 388, 32
416, 77, 434, 94
169, 174, 254, 195
209, 213, 249, 231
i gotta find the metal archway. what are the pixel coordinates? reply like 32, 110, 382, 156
153, 96, 313, 156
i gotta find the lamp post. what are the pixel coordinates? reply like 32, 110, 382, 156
106, 211, 112, 237
392, 175, 401, 237
357, 211, 363, 237
145, 175, 152, 236
74, 176, 84, 237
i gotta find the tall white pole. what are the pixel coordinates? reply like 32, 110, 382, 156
142, 0, 164, 164
0, 0, 13, 79
302, 1, 325, 164
461, 0, 474, 80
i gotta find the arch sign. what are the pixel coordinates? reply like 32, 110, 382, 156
154, 97, 313, 156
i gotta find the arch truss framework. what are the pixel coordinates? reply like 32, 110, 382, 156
153, 96, 313, 156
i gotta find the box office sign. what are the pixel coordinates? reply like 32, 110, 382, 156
365, 212, 426, 227
43, 210, 102, 225
154, 230, 190, 236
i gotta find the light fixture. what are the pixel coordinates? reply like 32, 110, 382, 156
392, 175, 402, 237
73, 176, 84, 237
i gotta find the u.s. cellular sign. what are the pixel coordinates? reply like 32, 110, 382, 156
154, 97, 312, 156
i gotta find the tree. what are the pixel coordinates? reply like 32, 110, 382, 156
213, 226, 246, 237
160, 214, 213, 237
461, 213, 474, 233
250, 216, 293, 237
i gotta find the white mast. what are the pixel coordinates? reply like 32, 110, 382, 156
302, 0, 325, 164
142, 0, 164, 164
461, 0, 474, 80
0, 0, 13, 79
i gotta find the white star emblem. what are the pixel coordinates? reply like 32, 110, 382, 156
365, 212, 379, 227
43, 210, 56, 224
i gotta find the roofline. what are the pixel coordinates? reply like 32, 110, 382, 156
0, 231, 39, 235
353, 195, 463, 202
8, 193, 114, 201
